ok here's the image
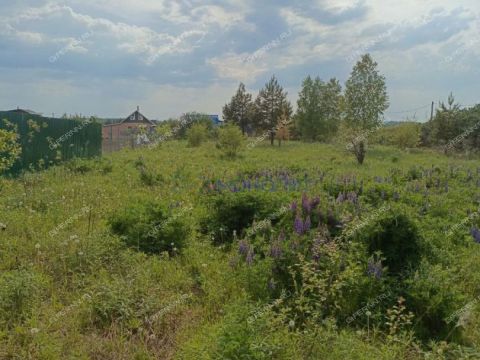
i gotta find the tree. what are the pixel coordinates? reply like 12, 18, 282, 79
223, 83, 254, 135
344, 54, 389, 164
216, 124, 245, 158
296, 76, 342, 141
0, 120, 21, 174
254, 75, 292, 145
187, 123, 209, 147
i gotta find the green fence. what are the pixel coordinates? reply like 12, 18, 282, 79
0, 111, 102, 175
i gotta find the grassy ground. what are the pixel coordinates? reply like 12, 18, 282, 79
1, 141, 480, 359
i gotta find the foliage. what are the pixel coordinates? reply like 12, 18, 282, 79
296, 76, 343, 142
376, 123, 421, 149
187, 123, 209, 147
223, 82, 255, 135
201, 191, 286, 245
254, 75, 293, 145
0, 120, 22, 174
344, 54, 389, 164
108, 201, 191, 254
216, 124, 245, 158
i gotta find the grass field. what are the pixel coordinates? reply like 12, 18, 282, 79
1, 141, 480, 359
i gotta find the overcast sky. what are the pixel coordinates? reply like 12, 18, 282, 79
0, 0, 479, 121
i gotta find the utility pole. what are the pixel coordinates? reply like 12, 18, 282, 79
430, 101, 434, 122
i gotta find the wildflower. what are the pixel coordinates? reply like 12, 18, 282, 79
269, 241, 282, 259
302, 193, 311, 213
367, 258, 383, 279
290, 200, 297, 213
238, 240, 249, 256
294, 215, 304, 235
336, 193, 345, 203
246, 249, 255, 266
471, 227, 480, 243
278, 230, 286, 242
304, 215, 311, 233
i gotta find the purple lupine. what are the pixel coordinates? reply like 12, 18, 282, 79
367, 258, 383, 279
347, 191, 358, 204
304, 215, 311, 233
246, 248, 255, 266
290, 200, 298, 213
238, 240, 249, 256
471, 227, 480, 243
336, 193, 345, 203
278, 230, 286, 242
269, 241, 282, 259
302, 193, 311, 213
294, 215, 304, 235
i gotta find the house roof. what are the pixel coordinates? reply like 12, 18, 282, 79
8, 108, 42, 116
121, 106, 155, 125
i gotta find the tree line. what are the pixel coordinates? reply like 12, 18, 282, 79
222, 53, 389, 163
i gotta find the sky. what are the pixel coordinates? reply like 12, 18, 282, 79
0, 0, 479, 121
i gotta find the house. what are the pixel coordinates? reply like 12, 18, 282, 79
102, 106, 156, 141
209, 115, 223, 126
8, 107, 43, 116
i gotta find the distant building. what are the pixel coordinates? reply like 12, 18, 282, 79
8, 107, 43, 116
209, 115, 223, 126
102, 107, 156, 141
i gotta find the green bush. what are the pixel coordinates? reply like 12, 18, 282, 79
108, 201, 191, 254
187, 123, 209, 147
216, 124, 244, 158
360, 209, 422, 275
201, 191, 286, 245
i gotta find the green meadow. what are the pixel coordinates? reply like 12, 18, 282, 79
1, 141, 480, 359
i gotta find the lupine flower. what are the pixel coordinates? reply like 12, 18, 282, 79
471, 227, 480, 243
304, 215, 311, 233
347, 191, 358, 204
290, 200, 297, 213
269, 241, 282, 259
278, 230, 286, 242
302, 193, 311, 213
336, 193, 345, 203
238, 240, 249, 256
367, 258, 383, 279
246, 249, 255, 266
294, 215, 304, 235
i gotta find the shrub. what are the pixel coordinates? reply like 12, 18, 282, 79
108, 201, 191, 254
201, 191, 286, 245
359, 209, 422, 275
216, 124, 244, 158
187, 123, 208, 147
0, 120, 21, 174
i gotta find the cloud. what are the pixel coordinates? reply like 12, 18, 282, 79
0, 0, 479, 120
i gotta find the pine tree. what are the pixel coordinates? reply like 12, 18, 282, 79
254, 75, 292, 145
222, 83, 254, 135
